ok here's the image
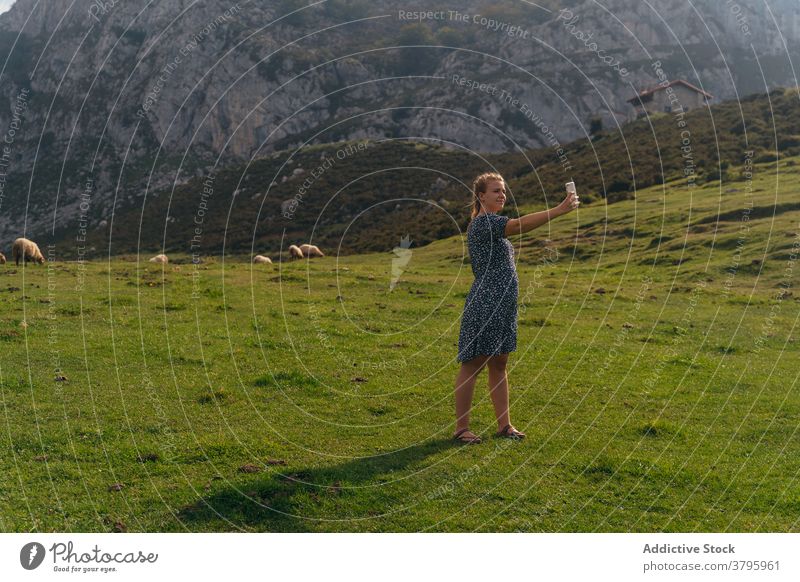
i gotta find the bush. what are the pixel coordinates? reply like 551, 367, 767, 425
705, 169, 728, 182
754, 151, 778, 164
396, 24, 438, 74
437, 26, 465, 47
605, 178, 631, 195
777, 136, 800, 150
589, 116, 603, 135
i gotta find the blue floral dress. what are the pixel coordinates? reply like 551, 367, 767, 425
457, 212, 518, 363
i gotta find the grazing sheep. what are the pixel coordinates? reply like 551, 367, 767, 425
299, 244, 324, 258
148, 254, 168, 264
253, 255, 272, 264
288, 245, 304, 260
12, 238, 45, 266
0, 252, 5, 265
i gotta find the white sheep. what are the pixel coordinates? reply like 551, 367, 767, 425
0, 252, 5, 265
299, 243, 324, 258
148, 254, 168, 264
253, 255, 272, 264
12, 238, 45, 266
288, 245, 304, 260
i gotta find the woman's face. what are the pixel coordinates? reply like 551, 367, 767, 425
479, 179, 507, 213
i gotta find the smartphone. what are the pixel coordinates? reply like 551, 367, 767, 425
565, 181, 576, 194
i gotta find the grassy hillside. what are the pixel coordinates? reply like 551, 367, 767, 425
86, 140, 521, 259
1, 147, 798, 532
62, 88, 800, 260
529, 87, 800, 202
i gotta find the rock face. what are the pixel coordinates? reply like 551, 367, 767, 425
0, 0, 798, 241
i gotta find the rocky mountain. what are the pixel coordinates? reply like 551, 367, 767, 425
0, 0, 798, 248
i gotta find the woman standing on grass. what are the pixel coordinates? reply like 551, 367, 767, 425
453, 172, 580, 444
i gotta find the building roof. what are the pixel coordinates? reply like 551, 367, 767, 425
627, 79, 713, 103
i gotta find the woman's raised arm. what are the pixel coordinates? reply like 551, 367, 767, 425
504, 190, 580, 237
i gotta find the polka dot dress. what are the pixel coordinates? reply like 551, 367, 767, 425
457, 212, 518, 363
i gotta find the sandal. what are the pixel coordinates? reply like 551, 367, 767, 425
496, 424, 526, 440
453, 428, 482, 445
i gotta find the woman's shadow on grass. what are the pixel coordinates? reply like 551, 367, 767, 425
178, 437, 455, 532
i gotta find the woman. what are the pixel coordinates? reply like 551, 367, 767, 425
453, 172, 580, 444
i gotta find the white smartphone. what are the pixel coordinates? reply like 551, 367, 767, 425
565, 181, 576, 194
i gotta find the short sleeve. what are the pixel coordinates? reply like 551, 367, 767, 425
471, 213, 509, 244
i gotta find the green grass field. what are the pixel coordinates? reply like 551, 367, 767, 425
1, 154, 799, 532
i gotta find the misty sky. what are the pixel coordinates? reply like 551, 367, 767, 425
0, 0, 12, 14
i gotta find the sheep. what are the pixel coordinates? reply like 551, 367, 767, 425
0, 252, 5, 265
299, 243, 324, 258
12, 238, 45, 266
288, 245, 304, 260
253, 255, 272, 264
148, 254, 168, 264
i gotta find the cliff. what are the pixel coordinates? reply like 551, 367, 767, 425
0, 0, 797, 245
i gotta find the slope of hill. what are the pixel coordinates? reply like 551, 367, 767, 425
49, 87, 800, 259
1, 147, 797, 532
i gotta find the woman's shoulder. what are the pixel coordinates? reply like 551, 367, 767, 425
469, 212, 500, 225
467, 212, 509, 245
469, 212, 507, 229
468, 213, 484, 226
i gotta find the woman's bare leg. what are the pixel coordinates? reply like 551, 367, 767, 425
454, 356, 488, 434
487, 353, 511, 430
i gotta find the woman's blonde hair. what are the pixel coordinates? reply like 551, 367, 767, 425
469, 172, 505, 219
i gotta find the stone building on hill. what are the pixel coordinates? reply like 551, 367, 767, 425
628, 80, 713, 117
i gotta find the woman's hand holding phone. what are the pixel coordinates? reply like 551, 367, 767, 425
556, 181, 580, 215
